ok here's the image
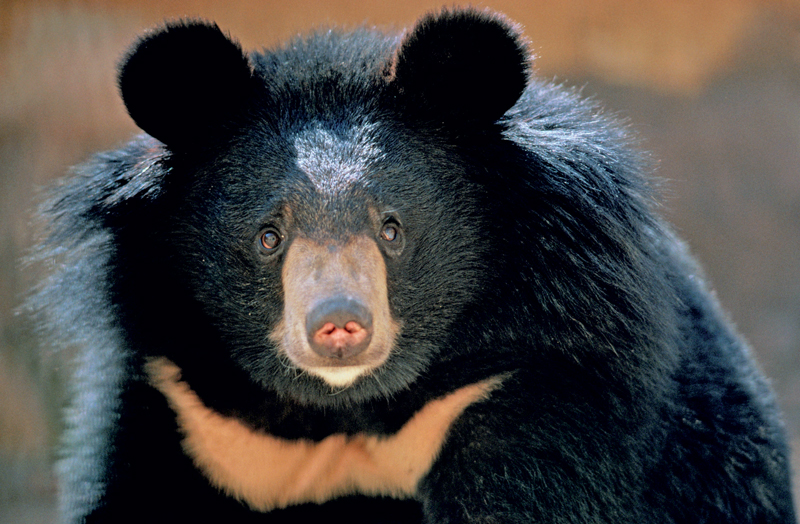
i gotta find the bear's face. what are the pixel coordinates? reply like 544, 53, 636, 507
169, 120, 484, 402
116, 12, 529, 405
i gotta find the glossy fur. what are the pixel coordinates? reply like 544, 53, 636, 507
32, 7, 795, 524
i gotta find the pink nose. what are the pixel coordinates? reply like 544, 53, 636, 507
306, 298, 373, 359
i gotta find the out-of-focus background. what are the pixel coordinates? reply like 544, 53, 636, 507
1, 0, 799, 521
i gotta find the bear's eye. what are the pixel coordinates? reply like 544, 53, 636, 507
379, 219, 405, 257
381, 224, 398, 242
260, 229, 282, 251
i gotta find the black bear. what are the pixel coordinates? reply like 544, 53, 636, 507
32, 7, 796, 524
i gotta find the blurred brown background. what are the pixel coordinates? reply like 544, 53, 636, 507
1, 0, 799, 522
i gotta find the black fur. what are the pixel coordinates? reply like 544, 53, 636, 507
32, 7, 795, 524
118, 20, 256, 149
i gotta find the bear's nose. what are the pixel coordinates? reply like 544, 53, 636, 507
306, 297, 373, 360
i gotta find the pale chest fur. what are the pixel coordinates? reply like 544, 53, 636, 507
146, 358, 503, 512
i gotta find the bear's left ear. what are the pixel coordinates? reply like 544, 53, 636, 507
118, 20, 255, 150
388, 8, 530, 127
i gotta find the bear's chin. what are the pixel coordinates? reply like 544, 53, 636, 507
305, 365, 374, 388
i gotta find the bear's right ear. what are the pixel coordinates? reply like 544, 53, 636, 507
118, 21, 254, 150
388, 8, 530, 127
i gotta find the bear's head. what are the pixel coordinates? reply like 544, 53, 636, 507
111, 9, 530, 406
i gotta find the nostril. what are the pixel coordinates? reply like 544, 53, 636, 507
319, 323, 336, 336
344, 321, 363, 334
306, 297, 374, 359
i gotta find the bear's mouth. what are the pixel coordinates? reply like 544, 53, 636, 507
271, 235, 400, 388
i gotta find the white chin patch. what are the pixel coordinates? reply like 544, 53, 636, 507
306, 365, 372, 388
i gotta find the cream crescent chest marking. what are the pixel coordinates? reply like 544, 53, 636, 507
145, 357, 504, 512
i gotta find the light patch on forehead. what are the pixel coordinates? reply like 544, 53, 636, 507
293, 123, 384, 196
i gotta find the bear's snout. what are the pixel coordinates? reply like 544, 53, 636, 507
306, 297, 374, 359
272, 235, 400, 387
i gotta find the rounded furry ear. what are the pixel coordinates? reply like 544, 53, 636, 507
388, 8, 530, 126
118, 21, 254, 149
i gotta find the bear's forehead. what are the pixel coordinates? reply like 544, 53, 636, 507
292, 122, 384, 197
